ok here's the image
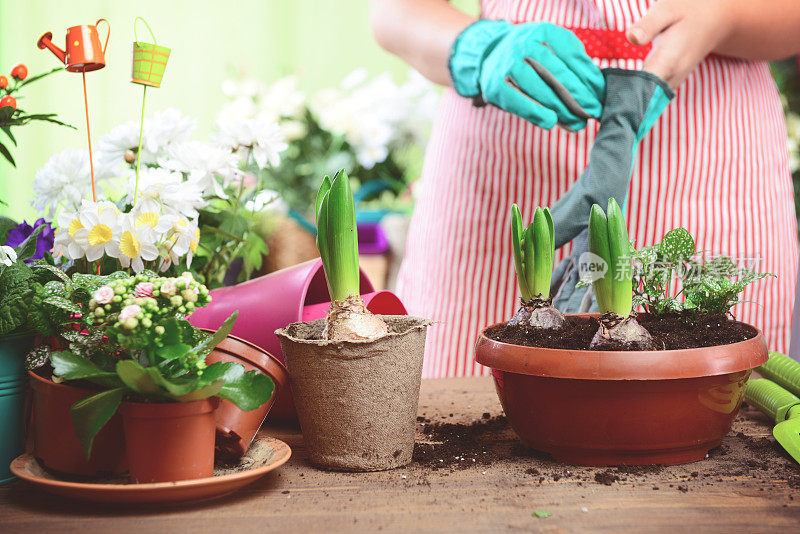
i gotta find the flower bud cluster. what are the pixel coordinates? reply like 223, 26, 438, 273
86, 272, 211, 348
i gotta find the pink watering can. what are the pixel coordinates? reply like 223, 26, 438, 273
37, 19, 110, 73
189, 259, 407, 421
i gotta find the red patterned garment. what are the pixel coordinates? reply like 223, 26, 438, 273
396, 0, 798, 378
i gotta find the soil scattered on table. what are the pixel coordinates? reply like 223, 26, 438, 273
485, 312, 757, 351
410, 405, 799, 490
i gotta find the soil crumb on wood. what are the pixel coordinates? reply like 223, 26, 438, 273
485, 312, 757, 351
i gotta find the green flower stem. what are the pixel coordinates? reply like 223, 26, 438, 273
133, 85, 147, 207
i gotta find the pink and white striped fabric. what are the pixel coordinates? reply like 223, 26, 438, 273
395, 0, 798, 378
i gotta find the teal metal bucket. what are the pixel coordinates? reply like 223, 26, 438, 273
0, 334, 33, 485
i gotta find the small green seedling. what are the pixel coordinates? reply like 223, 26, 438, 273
508, 204, 565, 330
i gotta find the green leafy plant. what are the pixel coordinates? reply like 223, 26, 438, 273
587, 199, 654, 349
0, 66, 73, 166
631, 228, 771, 317
315, 169, 388, 341
0, 224, 67, 337
39, 272, 274, 457
508, 204, 565, 329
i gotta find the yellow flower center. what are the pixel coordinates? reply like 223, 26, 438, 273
137, 212, 159, 228
119, 230, 140, 259
190, 229, 200, 253
68, 219, 84, 237
88, 224, 112, 246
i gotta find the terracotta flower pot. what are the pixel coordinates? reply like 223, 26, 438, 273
474, 314, 769, 466
121, 398, 218, 483
29, 370, 127, 476
204, 332, 289, 458
189, 259, 406, 421
276, 316, 430, 471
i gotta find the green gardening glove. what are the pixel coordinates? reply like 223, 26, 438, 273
449, 20, 605, 131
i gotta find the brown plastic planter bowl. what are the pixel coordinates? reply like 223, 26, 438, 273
121, 398, 218, 483
204, 332, 289, 458
29, 371, 127, 476
474, 314, 768, 466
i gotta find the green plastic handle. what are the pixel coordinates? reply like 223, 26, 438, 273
745, 378, 800, 423
758, 352, 800, 397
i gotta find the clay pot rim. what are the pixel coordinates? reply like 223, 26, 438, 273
199, 330, 288, 388
275, 315, 432, 348
28, 369, 100, 394
475, 314, 768, 380
121, 397, 219, 418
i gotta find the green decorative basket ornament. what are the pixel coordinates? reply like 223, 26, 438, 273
132, 41, 170, 88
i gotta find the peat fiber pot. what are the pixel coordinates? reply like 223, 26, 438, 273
276, 316, 430, 471
474, 314, 768, 466
204, 332, 289, 458
122, 398, 219, 483
190, 259, 406, 421
29, 370, 127, 476
1, 335, 32, 484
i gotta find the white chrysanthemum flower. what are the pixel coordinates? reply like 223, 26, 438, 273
213, 117, 288, 169
31, 149, 112, 216
127, 167, 206, 220
147, 108, 196, 156
52, 209, 87, 260
117, 214, 160, 272
96, 120, 156, 170
165, 217, 200, 268
244, 189, 283, 213
72, 200, 122, 262
159, 141, 240, 198
0, 245, 17, 266
258, 75, 305, 122
312, 69, 438, 169
219, 76, 305, 125
96, 108, 196, 172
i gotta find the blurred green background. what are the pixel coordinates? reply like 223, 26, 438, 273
0, 0, 476, 220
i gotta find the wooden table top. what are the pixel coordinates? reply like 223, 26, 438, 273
1, 377, 799, 533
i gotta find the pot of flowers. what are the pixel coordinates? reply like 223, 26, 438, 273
45, 272, 276, 483
475, 200, 769, 466
276, 170, 430, 471
204, 331, 289, 458
0, 219, 75, 482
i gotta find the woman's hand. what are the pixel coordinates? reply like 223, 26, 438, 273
628, 0, 735, 89
451, 21, 606, 131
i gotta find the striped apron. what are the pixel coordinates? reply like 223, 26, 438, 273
396, 0, 798, 378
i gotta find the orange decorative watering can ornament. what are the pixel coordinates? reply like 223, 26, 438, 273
37, 19, 110, 73
37, 19, 111, 204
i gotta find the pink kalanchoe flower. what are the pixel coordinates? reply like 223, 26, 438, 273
160, 279, 178, 296
119, 304, 142, 321
134, 282, 154, 298
93, 285, 114, 305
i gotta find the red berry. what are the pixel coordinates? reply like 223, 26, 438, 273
11, 64, 27, 81
0, 96, 17, 109
0, 75, 7, 89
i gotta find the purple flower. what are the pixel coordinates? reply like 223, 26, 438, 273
4, 218, 55, 261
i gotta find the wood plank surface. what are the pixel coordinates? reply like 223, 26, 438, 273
1, 377, 799, 533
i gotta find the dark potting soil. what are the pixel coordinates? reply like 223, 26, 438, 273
485, 312, 757, 351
